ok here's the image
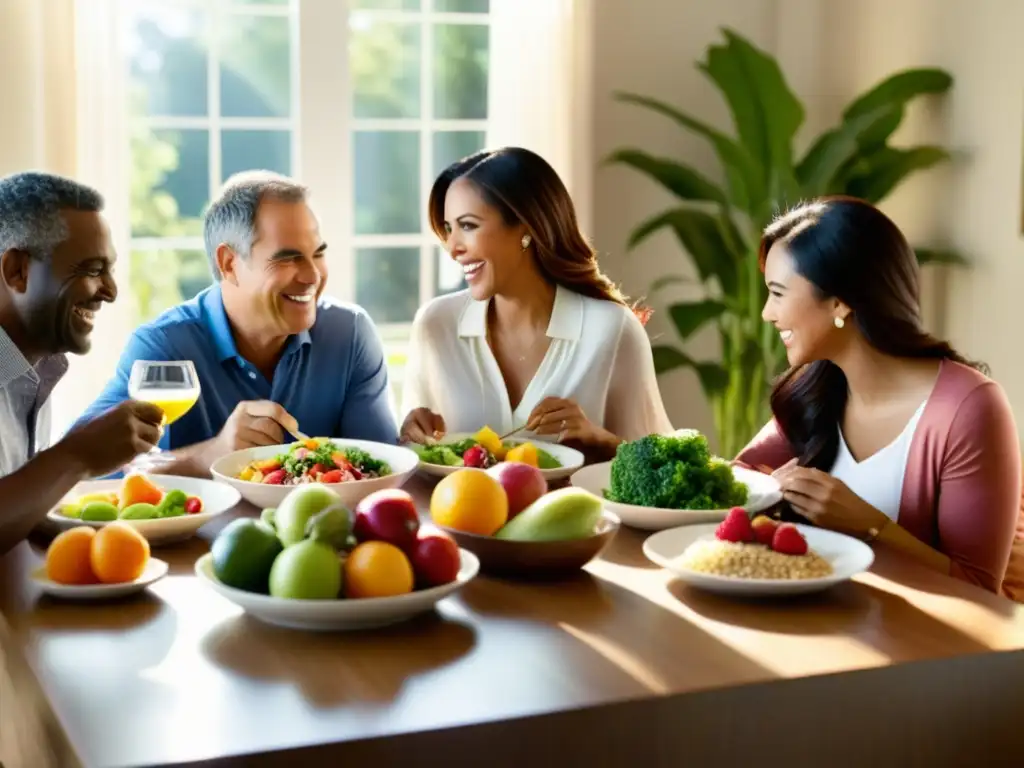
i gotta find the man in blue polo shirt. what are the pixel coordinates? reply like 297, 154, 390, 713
77, 171, 398, 476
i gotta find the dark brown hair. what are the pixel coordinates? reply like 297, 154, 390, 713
762, 196, 982, 470
428, 146, 650, 324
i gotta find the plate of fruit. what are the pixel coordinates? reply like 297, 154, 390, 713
642, 509, 875, 596
32, 522, 169, 600
570, 430, 783, 531
427, 461, 619, 578
195, 483, 479, 631
47, 473, 241, 545
411, 426, 584, 482
210, 437, 420, 510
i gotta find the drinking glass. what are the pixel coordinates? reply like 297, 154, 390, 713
125, 360, 201, 472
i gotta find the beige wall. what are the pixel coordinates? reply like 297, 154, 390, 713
591, 0, 1024, 446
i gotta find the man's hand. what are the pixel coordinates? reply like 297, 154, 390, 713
57, 401, 165, 477
212, 400, 300, 454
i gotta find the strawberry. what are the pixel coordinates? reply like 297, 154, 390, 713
262, 469, 287, 485
462, 445, 489, 468
714, 507, 754, 543
320, 469, 344, 483
750, 515, 778, 546
184, 496, 203, 515
771, 523, 808, 556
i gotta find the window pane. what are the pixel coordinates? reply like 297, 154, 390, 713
128, 5, 208, 117
435, 246, 467, 295
222, 130, 292, 181
356, 248, 420, 324
351, 18, 420, 118
433, 0, 489, 12
232, 0, 291, 5
220, 15, 292, 118
130, 249, 213, 324
354, 131, 420, 235
433, 130, 485, 176
130, 128, 208, 238
354, 0, 420, 8
433, 24, 488, 119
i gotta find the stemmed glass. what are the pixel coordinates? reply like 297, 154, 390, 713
124, 360, 201, 472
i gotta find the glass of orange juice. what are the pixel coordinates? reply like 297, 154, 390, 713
126, 360, 201, 470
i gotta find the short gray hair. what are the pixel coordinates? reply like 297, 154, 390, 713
0, 171, 105, 259
203, 170, 309, 280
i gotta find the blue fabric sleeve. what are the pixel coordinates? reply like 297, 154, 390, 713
337, 310, 399, 444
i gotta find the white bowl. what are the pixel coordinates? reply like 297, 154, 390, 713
46, 477, 241, 545
194, 549, 479, 631
209, 439, 420, 511
569, 462, 782, 530
31, 558, 169, 600
415, 432, 584, 482
643, 523, 875, 597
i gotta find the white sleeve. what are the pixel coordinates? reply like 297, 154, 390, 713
604, 311, 675, 440
399, 308, 434, 420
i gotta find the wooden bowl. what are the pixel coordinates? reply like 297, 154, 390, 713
437, 510, 621, 579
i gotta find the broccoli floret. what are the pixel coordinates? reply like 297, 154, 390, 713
606, 431, 749, 510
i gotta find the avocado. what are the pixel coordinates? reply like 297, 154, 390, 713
211, 518, 284, 594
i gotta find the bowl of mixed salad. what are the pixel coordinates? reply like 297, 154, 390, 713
210, 437, 421, 509
410, 426, 584, 482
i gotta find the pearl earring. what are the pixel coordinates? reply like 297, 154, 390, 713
521, 234, 531, 250
834, 316, 845, 329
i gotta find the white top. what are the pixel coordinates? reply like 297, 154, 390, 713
830, 400, 927, 521
400, 285, 674, 440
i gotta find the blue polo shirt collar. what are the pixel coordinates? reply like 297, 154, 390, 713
201, 284, 312, 365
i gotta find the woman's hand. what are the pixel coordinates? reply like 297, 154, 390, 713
399, 408, 446, 445
774, 462, 889, 537
525, 397, 619, 452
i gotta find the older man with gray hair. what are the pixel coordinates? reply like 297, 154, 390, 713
78, 170, 398, 475
0, 171, 164, 552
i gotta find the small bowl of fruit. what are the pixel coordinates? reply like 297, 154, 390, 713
427, 461, 620, 579
411, 426, 584, 482
195, 484, 479, 632
47, 473, 241, 545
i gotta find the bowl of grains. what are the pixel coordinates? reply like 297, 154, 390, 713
642, 510, 875, 597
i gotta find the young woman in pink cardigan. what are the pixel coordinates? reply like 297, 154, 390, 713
735, 197, 1024, 601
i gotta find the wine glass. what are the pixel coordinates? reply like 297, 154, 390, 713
125, 360, 201, 472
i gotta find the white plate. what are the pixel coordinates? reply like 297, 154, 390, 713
569, 462, 782, 530
194, 549, 480, 631
46, 477, 241, 545
643, 523, 875, 596
30, 558, 169, 600
414, 433, 584, 482
210, 439, 420, 511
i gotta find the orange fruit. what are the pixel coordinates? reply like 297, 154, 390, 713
119, 473, 164, 509
344, 541, 414, 598
430, 468, 508, 535
46, 527, 99, 585
90, 522, 150, 584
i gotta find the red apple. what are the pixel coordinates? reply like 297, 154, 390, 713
411, 527, 461, 587
486, 461, 547, 519
353, 489, 420, 552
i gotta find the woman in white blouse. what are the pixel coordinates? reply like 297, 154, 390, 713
399, 146, 673, 461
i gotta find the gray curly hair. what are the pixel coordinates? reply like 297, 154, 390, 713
0, 171, 105, 259
203, 170, 309, 280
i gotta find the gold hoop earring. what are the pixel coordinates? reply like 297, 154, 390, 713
521, 234, 531, 250
834, 316, 845, 329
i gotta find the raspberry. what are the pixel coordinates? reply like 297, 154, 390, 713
771, 523, 808, 556
714, 507, 754, 543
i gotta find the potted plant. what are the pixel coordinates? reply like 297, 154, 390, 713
608, 27, 963, 457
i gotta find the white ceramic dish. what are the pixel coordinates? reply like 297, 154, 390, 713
194, 550, 479, 631
209, 439, 420, 511
30, 558, 169, 600
46, 476, 241, 545
642, 523, 875, 597
414, 432, 584, 482
569, 462, 783, 531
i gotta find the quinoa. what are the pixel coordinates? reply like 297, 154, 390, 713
675, 540, 833, 580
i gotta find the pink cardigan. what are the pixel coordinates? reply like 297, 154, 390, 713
735, 359, 1024, 600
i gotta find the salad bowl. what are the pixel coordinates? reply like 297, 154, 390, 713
413, 432, 584, 482
210, 438, 420, 510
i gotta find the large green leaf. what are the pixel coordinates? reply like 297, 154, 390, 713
605, 149, 727, 205
915, 247, 968, 265
844, 146, 950, 203
796, 105, 902, 195
668, 300, 728, 340
651, 345, 730, 395
843, 68, 953, 121
627, 207, 743, 295
612, 91, 763, 212
698, 29, 804, 207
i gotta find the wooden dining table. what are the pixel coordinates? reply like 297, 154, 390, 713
3, 475, 1024, 768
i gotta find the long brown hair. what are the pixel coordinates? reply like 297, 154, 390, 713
428, 146, 651, 324
763, 196, 983, 471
